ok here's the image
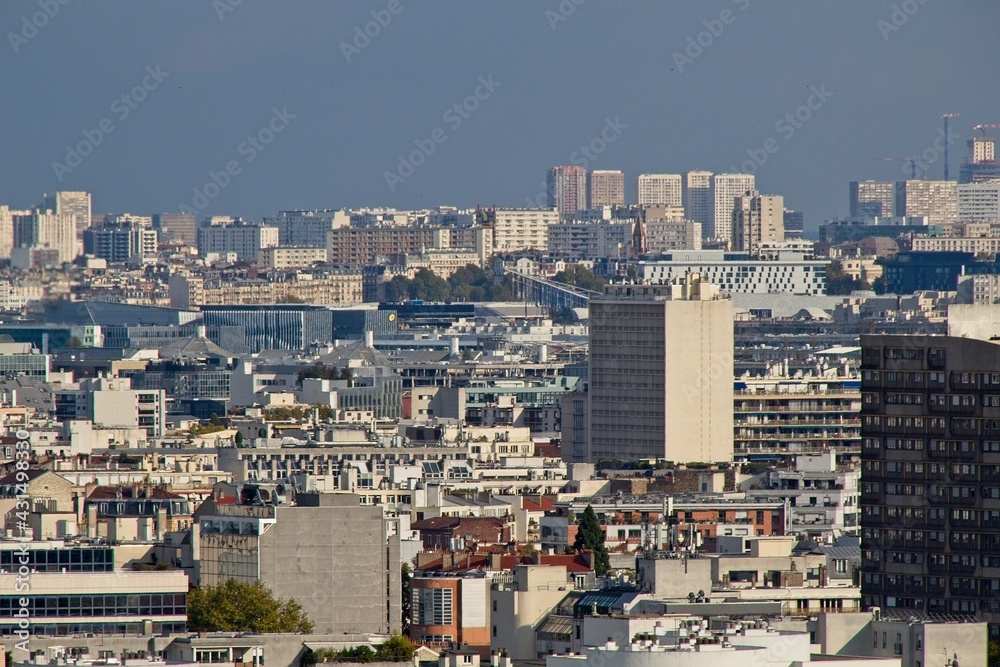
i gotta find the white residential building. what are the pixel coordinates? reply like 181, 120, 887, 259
257, 246, 329, 269
0, 205, 13, 258
548, 221, 633, 259
492, 208, 559, 253
263, 209, 349, 247
637, 174, 683, 208
197, 221, 279, 262
710, 173, 755, 241
682, 171, 712, 230
957, 182, 1000, 221
13, 209, 78, 263
746, 451, 860, 536
42, 190, 92, 236
55, 376, 166, 439
637, 250, 827, 295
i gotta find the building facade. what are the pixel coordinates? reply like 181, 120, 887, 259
197, 222, 279, 262
710, 173, 755, 242
894, 180, 958, 224
153, 213, 198, 246
13, 209, 77, 263
637, 174, 682, 208
588, 170, 625, 208
587, 275, 734, 463
732, 192, 784, 254
42, 191, 92, 237
861, 334, 1000, 633
682, 171, 712, 231
547, 166, 588, 220
199, 492, 401, 635
637, 250, 827, 295
492, 209, 559, 253
849, 181, 895, 221
958, 182, 1000, 221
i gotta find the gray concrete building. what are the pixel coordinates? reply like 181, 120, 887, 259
587, 274, 734, 463
199, 492, 401, 635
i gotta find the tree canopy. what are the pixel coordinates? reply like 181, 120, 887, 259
553, 265, 606, 293
825, 260, 870, 295
573, 504, 611, 576
300, 636, 415, 665
383, 265, 512, 303
187, 579, 314, 633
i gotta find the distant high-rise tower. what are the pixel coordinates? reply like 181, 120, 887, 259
588, 170, 625, 208
153, 213, 198, 247
637, 174, 683, 208
895, 180, 958, 224
547, 166, 587, 220
0, 206, 14, 259
959, 136, 1000, 183
850, 181, 895, 220
42, 191, 91, 238
710, 173, 755, 242
783, 210, 804, 239
732, 191, 784, 254
588, 274, 733, 463
13, 209, 77, 263
682, 171, 712, 229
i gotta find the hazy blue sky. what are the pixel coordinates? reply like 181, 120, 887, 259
2, 1, 997, 230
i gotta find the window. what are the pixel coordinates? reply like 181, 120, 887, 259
411, 587, 453, 626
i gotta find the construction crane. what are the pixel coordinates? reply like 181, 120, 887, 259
973, 124, 1000, 136
941, 113, 958, 180
877, 156, 925, 179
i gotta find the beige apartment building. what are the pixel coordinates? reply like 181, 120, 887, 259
710, 173, 755, 241
257, 246, 329, 269
732, 191, 784, 253
645, 219, 702, 252
637, 173, 682, 208
894, 179, 958, 224
587, 273, 733, 463
588, 170, 625, 208
492, 208, 559, 253
168, 272, 363, 307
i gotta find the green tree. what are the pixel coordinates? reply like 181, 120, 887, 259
825, 260, 868, 295
573, 504, 611, 576
400, 563, 412, 635
990, 640, 1000, 667
298, 365, 341, 383
234, 431, 244, 446
337, 646, 375, 662
187, 579, 313, 633
554, 265, 606, 292
374, 635, 415, 662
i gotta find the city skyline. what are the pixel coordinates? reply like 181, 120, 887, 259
0, 2, 997, 231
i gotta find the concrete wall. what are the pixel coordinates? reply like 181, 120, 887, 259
636, 558, 712, 598
258, 502, 400, 635
812, 613, 871, 656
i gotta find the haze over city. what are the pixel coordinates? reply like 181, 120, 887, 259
2, 1, 999, 228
